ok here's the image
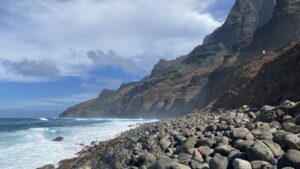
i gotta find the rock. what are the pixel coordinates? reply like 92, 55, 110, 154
137, 153, 155, 166
260, 105, 275, 112
295, 115, 300, 125
273, 131, 293, 146
216, 136, 229, 145
227, 149, 241, 163
250, 161, 271, 169
205, 124, 217, 132
209, 154, 228, 169
192, 149, 203, 163
284, 134, 300, 150
196, 138, 215, 148
258, 107, 278, 123
197, 163, 209, 169
149, 156, 174, 169
245, 133, 255, 141
52, 136, 64, 141
197, 146, 214, 157
282, 115, 293, 122
181, 137, 197, 153
245, 122, 256, 130
276, 109, 285, 118
160, 138, 172, 149
37, 164, 55, 169
263, 140, 284, 157
232, 128, 250, 139
232, 158, 252, 169
178, 153, 193, 164
258, 131, 273, 140
247, 141, 274, 161
190, 159, 201, 169
277, 149, 300, 169
166, 162, 191, 169
214, 145, 233, 156
165, 148, 174, 156
113, 161, 123, 169
233, 140, 254, 152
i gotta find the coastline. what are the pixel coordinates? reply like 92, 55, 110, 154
41, 100, 300, 169
0, 118, 154, 169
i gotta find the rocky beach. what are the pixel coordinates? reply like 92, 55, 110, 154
39, 0, 300, 168
40, 100, 300, 169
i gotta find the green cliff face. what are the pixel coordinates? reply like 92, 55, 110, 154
60, 0, 299, 118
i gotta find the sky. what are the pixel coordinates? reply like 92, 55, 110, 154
0, 0, 235, 118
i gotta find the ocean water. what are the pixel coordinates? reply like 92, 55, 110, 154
0, 118, 155, 169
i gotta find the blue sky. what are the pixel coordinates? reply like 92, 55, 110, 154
0, 0, 234, 117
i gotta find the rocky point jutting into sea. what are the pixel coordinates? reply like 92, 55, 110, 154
41, 0, 300, 168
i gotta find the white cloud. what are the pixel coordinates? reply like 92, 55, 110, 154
0, 0, 223, 82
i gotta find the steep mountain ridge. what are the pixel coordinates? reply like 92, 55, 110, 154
60, 0, 299, 118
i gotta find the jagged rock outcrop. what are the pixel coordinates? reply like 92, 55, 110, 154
202, 0, 275, 51
60, 0, 299, 118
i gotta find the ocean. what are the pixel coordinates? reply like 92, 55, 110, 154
0, 118, 155, 169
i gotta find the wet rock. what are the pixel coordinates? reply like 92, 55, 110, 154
277, 149, 300, 169
209, 154, 228, 169
52, 136, 64, 141
232, 158, 252, 169
247, 141, 274, 161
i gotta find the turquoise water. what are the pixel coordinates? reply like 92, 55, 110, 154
0, 118, 155, 169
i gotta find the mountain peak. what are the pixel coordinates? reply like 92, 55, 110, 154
203, 0, 276, 52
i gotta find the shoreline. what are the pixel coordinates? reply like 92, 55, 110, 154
40, 100, 300, 169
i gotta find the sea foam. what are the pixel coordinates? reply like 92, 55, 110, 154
0, 118, 154, 169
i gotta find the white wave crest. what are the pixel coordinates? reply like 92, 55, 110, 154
39, 117, 49, 121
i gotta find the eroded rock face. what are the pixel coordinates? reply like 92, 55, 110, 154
206, 40, 300, 111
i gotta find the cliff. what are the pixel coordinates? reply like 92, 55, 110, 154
60, 0, 300, 118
